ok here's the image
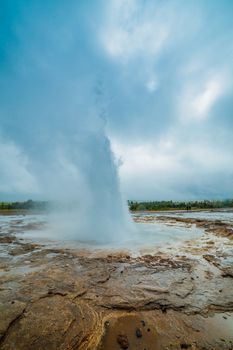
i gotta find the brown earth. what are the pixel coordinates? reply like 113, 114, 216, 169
0, 213, 233, 349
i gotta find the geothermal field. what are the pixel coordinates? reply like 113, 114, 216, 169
1, 0, 233, 349
0, 209, 233, 350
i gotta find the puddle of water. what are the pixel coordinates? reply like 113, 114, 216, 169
205, 313, 233, 340
99, 314, 158, 350
17, 221, 203, 253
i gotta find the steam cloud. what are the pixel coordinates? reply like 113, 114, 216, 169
0, 1, 131, 241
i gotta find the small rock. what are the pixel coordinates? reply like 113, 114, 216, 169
223, 316, 227, 319
147, 328, 151, 332
161, 306, 167, 313
141, 320, 146, 327
180, 343, 191, 349
135, 328, 142, 338
117, 334, 129, 349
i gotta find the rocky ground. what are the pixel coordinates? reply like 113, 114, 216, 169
0, 212, 233, 349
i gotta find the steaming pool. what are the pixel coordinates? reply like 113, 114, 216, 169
0, 211, 207, 253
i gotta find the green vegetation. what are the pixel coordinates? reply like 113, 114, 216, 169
0, 200, 49, 211
128, 199, 233, 211
1, 199, 233, 213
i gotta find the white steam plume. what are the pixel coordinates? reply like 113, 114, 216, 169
0, 1, 132, 242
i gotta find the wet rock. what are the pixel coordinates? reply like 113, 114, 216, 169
9, 243, 40, 256
0, 236, 16, 244
1, 211, 233, 349
104, 321, 110, 328
161, 305, 167, 313
203, 254, 217, 265
135, 327, 142, 338
0, 297, 101, 350
117, 334, 129, 349
222, 267, 233, 278
0, 300, 26, 341
180, 343, 191, 348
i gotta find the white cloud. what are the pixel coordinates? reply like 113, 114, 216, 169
100, 0, 168, 62
178, 70, 231, 122
192, 78, 224, 117
111, 134, 233, 200
0, 138, 39, 194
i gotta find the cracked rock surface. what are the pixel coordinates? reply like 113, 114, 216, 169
0, 211, 233, 349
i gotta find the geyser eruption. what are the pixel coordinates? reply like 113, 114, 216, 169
0, 1, 131, 241
46, 125, 132, 242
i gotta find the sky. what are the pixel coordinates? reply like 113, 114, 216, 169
0, 0, 233, 201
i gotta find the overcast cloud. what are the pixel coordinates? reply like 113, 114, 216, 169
0, 0, 233, 201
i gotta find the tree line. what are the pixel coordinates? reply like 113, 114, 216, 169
0, 200, 49, 211
1, 199, 233, 212
128, 199, 233, 211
